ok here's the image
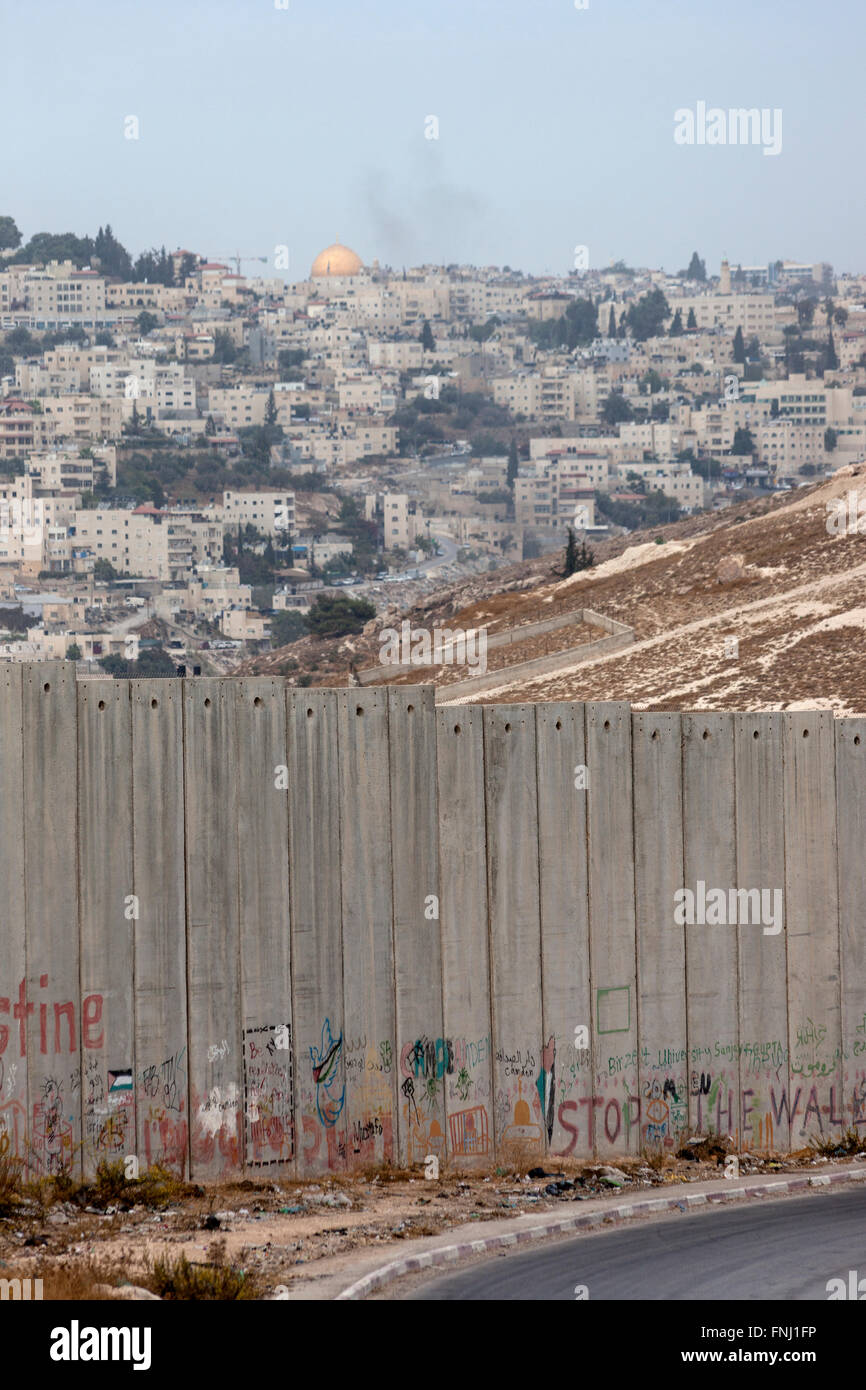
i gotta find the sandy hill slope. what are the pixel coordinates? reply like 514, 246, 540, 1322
238, 464, 866, 713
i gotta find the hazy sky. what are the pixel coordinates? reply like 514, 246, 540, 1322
5, 0, 864, 278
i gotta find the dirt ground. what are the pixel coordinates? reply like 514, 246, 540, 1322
2, 1139, 862, 1299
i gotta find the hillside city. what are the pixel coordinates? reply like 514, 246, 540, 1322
0, 217, 857, 679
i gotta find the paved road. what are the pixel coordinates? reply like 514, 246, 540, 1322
402, 1188, 866, 1300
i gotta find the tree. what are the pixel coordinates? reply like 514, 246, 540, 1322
732, 427, 755, 457
825, 427, 838, 453
669, 309, 683, 337
265, 388, 278, 427
5, 326, 38, 355
205, 414, 217, 436
93, 224, 133, 280
94, 330, 115, 348
136, 646, 177, 676
558, 527, 594, 577
825, 330, 838, 372
212, 330, 237, 364
420, 319, 435, 352
602, 390, 634, 425
686, 252, 707, 282
608, 305, 617, 337
0, 216, 22, 251
136, 310, 158, 335
797, 298, 816, 329
93, 559, 119, 580
626, 289, 670, 341
271, 609, 309, 646
686, 308, 697, 330
0, 606, 29, 633
65, 643, 82, 661
305, 594, 376, 639
507, 436, 519, 490
469, 318, 499, 344
9, 230, 94, 267
732, 326, 746, 364
641, 369, 665, 394
527, 298, 597, 351
278, 348, 305, 372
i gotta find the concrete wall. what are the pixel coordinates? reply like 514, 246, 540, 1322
0, 668, 862, 1179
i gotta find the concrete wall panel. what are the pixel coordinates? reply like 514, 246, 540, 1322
183, 679, 242, 1179
22, 663, 80, 1178
734, 713, 789, 1153
131, 680, 188, 1177
287, 690, 347, 1175
835, 718, 866, 1135
535, 702, 592, 1160
337, 689, 396, 1167
682, 712, 738, 1139
388, 687, 446, 1167
585, 702, 639, 1157
78, 680, 134, 1175
0, 667, 26, 1167
633, 711, 687, 1153
235, 679, 293, 1174
483, 705, 544, 1162
436, 705, 492, 1168
784, 712, 842, 1146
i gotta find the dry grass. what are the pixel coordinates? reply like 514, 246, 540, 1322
29, 1252, 137, 1300
19, 1159, 196, 1218
0, 1152, 24, 1215
151, 1238, 260, 1301
810, 1127, 866, 1158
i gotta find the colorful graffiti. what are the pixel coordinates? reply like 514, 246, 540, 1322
242, 1024, 294, 1166
310, 1019, 344, 1128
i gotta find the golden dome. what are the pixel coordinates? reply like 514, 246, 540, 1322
310, 239, 363, 278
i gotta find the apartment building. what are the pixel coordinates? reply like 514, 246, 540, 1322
367, 339, 424, 371
0, 399, 53, 458
21, 266, 106, 319
72, 506, 222, 580
185, 567, 252, 619
337, 374, 382, 410
364, 492, 428, 550
27, 445, 117, 490
529, 441, 610, 489
39, 395, 125, 441
222, 489, 296, 537
666, 292, 775, 336
0, 476, 78, 574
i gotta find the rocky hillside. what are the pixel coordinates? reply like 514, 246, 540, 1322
236, 464, 866, 714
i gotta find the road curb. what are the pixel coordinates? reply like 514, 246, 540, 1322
335, 1164, 866, 1300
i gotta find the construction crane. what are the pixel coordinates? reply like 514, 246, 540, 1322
211, 252, 270, 276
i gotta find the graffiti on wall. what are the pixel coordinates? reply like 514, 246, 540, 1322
139, 1046, 188, 1174
399, 1035, 450, 1163
242, 1024, 294, 1166
344, 1035, 394, 1163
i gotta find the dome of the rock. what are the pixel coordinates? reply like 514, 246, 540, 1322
310, 240, 363, 277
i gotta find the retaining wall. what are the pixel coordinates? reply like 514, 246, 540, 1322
0, 663, 862, 1180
